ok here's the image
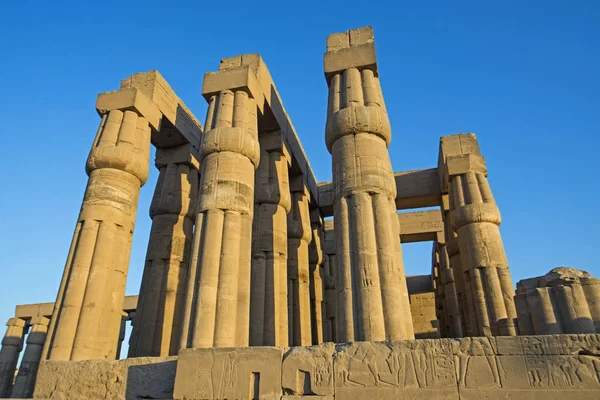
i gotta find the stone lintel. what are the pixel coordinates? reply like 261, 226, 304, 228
120, 70, 203, 151
398, 209, 444, 243
96, 88, 162, 131
406, 274, 434, 294
218, 54, 319, 204
324, 26, 377, 81
446, 153, 487, 176
14, 296, 138, 320
15, 302, 54, 319
318, 168, 441, 217
201, 66, 265, 113
155, 143, 200, 169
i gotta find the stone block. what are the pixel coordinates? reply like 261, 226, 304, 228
156, 143, 200, 168
282, 343, 335, 396
202, 66, 264, 111
173, 347, 282, 400
446, 154, 487, 176
96, 87, 162, 131
33, 356, 176, 400
324, 43, 377, 79
333, 340, 458, 399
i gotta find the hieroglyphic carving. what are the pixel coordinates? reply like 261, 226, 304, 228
453, 337, 503, 389
173, 347, 282, 400
334, 341, 456, 391
282, 343, 334, 396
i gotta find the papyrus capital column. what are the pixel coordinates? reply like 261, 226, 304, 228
287, 178, 312, 346
129, 144, 199, 357
0, 318, 25, 397
325, 26, 413, 341
250, 131, 291, 347
10, 316, 49, 398
43, 89, 158, 361
180, 66, 260, 349
446, 145, 518, 336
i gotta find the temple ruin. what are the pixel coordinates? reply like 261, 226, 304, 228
1, 26, 599, 399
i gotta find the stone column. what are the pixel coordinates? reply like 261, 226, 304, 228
438, 244, 463, 338
446, 231, 477, 337
582, 275, 600, 332
43, 89, 157, 361
129, 144, 199, 357
526, 287, 563, 334
432, 246, 447, 336
10, 317, 49, 398
323, 221, 337, 343
447, 152, 518, 336
287, 178, 312, 346
325, 27, 414, 341
249, 131, 291, 347
115, 315, 127, 359
0, 318, 25, 397
514, 285, 535, 335
180, 80, 259, 349
309, 209, 325, 345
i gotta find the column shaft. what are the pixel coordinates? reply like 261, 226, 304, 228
287, 183, 312, 346
527, 287, 563, 334
180, 90, 259, 349
10, 317, 49, 398
327, 65, 413, 341
309, 213, 325, 345
0, 318, 25, 397
129, 146, 199, 357
45, 102, 154, 360
450, 169, 518, 337
250, 140, 291, 347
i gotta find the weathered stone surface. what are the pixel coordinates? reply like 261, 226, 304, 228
516, 267, 600, 335
33, 356, 176, 400
334, 340, 458, 399
173, 347, 282, 400
282, 343, 334, 396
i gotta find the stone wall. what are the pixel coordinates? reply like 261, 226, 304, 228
33, 335, 600, 399
33, 356, 176, 400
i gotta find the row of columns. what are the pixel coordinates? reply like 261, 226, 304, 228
0, 316, 49, 398
515, 268, 600, 335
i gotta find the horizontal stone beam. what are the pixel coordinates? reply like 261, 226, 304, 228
120, 70, 203, 151
398, 209, 444, 243
323, 209, 444, 255
318, 168, 442, 216
15, 296, 138, 320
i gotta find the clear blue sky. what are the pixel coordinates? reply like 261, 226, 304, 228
1, 0, 598, 341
